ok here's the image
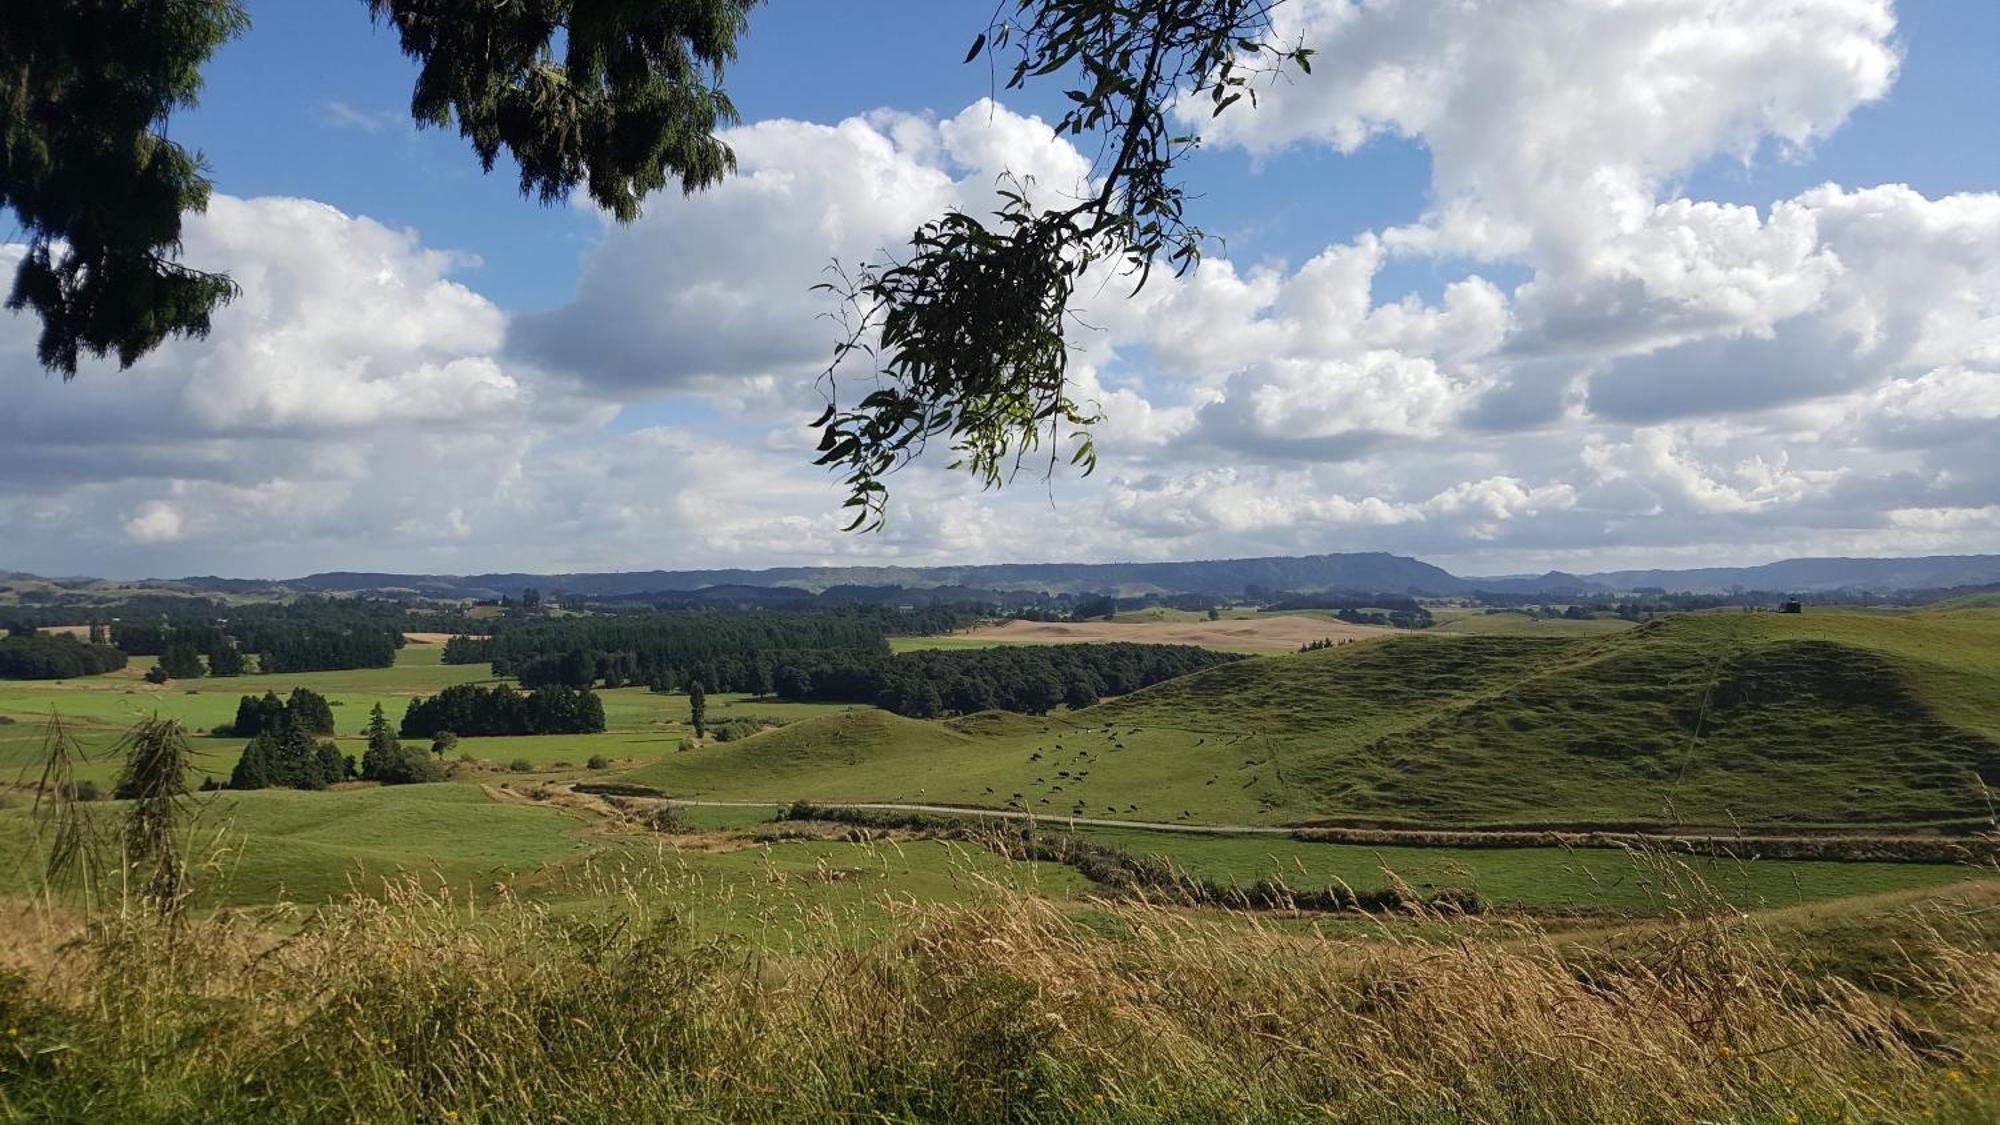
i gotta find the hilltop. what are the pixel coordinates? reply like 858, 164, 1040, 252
8, 551, 1998, 603
626, 606, 2000, 831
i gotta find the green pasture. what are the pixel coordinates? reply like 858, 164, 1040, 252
0, 644, 857, 788
628, 607, 2000, 832
1430, 609, 1640, 636
0, 783, 1091, 941
0, 783, 589, 907
1067, 825, 1991, 913
522, 832, 1096, 947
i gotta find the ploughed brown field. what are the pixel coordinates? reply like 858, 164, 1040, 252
959, 613, 1395, 650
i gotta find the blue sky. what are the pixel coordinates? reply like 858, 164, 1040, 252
174, 1, 1995, 309
4, 0, 1997, 578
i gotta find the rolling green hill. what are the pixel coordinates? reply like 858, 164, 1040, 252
625, 607, 2000, 831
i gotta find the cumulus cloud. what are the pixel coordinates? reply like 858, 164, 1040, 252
5, 0, 1997, 577
1201, 0, 1899, 259
508, 100, 1093, 398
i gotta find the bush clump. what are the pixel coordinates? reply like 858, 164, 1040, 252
709, 718, 768, 743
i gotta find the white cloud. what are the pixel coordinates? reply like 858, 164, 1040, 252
6, 0, 1998, 577
1202, 0, 1899, 262
316, 100, 406, 134
508, 100, 1093, 398
124, 500, 184, 544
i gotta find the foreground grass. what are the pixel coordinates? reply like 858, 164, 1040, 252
0, 876, 1994, 1123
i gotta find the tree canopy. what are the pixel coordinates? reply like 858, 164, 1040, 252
6, 0, 1307, 520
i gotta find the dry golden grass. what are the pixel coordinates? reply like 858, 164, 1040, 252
400, 631, 485, 646
0, 856, 1995, 1122
958, 613, 1394, 650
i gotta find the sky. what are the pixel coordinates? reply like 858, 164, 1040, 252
3, 0, 1997, 580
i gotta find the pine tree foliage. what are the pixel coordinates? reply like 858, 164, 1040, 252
0, 0, 248, 376
769, 642, 1239, 717
228, 714, 344, 791
5, 0, 755, 378
0, 633, 127, 679
362, 0, 756, 221
398, 683, 606, 738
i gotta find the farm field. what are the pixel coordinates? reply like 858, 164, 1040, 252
922, 612, 1395, 653
1429, 607, 1640, 635
629, 606, 2000, 831
5, 609, 1997, 1122
3, 773, 1985, 925
14, 605, 1994, 835
0, 643, 857, 787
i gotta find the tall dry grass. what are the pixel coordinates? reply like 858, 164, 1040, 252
0, 862, 1995, 1123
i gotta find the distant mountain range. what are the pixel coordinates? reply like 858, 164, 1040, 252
68, 551, 1998, 600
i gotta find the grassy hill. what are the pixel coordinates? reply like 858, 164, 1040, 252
1430, 608, 1638, 636
626, 607, 2000, 831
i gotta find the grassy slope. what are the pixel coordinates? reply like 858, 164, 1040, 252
1350, 609, 1999, 826
0, 784, 589, 906
0, 787, 1096, 943
628, 607, 2000, 831
1068, 825, 1990, 913
1431, 610, 1639, 636
519, 832, 1095, 947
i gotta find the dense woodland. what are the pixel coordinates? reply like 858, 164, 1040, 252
444, 610, 916, 693
767, 644, 1244, 717
399, 683, 607, 738
0, 630, 127, 679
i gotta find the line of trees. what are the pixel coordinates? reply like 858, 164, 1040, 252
768, 644, 1244, 717
443, 610, 901, 693
114, 621, 398, 673
399, 683, 606, 738
253, 626, 399, 673
0, 631, 127, 679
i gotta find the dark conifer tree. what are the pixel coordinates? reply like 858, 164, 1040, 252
156, 643, 207, 680
361, 703, 400, 782
229, 732, 273, 790
285, 687, 336, 735
207, 642, 246, 677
